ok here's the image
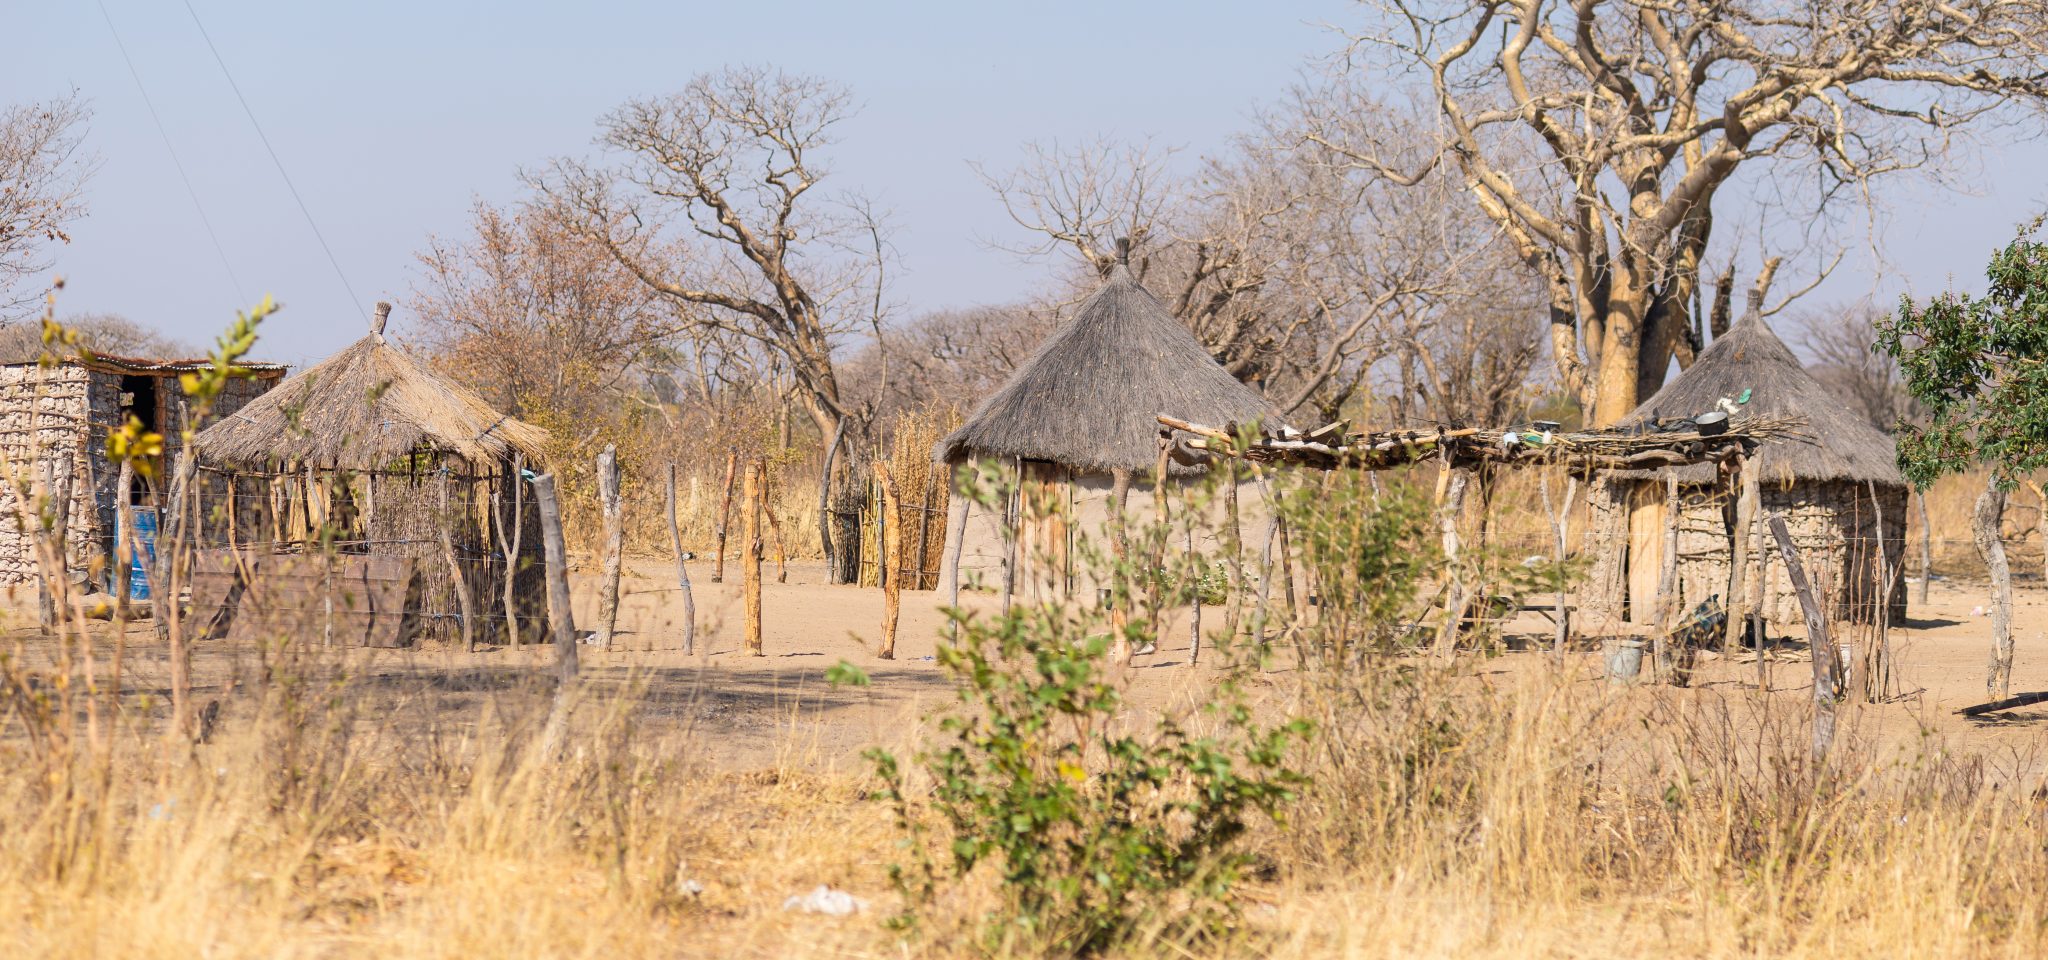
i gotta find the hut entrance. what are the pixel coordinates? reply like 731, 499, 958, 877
1626, 485, 1667, 625
1017, 460, 1072, 599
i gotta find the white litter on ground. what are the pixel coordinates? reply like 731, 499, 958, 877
782, 885, 867, 916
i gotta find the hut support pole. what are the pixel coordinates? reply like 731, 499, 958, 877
667, 464, 697, 655
532, 474, 578, 755
713, 450, 737, 583
1541, 472, 1574, 655
160, 443, 196, 739
1001, 457, 1021, 616
1431, 465, 1471, 657
439, 473, 476, 650
1222, 461, 1243, 643
943, 491, 970, 642
1724, 456, 1754, 654
1653, 473, 1682, 683
1186, 509, 1201, 666
1769, 514, 1841, 761
877, 462, 903, 660
1253, 473, 1278, 647
744, 461, 765, 656
594, 445, 624, 649
1973, 473, 2016, 699
35, 455, 73, 631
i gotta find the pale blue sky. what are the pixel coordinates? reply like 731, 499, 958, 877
10, 1, 2048, 366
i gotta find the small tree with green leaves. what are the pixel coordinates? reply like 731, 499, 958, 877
1876, 220, 2048, 699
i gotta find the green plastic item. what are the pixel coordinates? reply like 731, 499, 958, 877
1736, 388, 1752, 404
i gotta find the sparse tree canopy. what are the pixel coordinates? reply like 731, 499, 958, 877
1321, 0, 2048, 425
0, 311, 189, 364
0, 93, 93, 321
531, 66, 888, 447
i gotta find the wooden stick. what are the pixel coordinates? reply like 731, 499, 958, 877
1000, 458, 1019, 615
1870, 479, 1891, 702
667, 463, 697, 655
943, 492, 969, 642
1653, 472, 1681, 682
761, 471, 789, 584
713, 450, 737, 583
877, 461, 903, 660
1768, 513, 1840, 761
493, 452, 525, 644
114, 458, 133, 619
1187, 510, 1202, 666
1222, 460, 1243, 644
532, 472, 578, 756
1724, 455, 1754, 654
1915, 488, 1932, 606
914, 472, 936, 590
1541, 471, 1568, 655
744, 460, 764, 656
594, 445, 624, 649
532, 474, 578, 662
439, 473, 476, 650
1956, 691, 2048, 717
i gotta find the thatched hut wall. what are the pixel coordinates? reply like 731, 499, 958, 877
1580, 476, 1907, 631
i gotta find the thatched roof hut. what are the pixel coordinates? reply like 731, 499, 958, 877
189, 304, 547, 647
1615, 315, 1903, 488
932, 253, 1282, 605
194, 306, 546, 472
1580, 315, 1906, 632
935, 260, 1281, 477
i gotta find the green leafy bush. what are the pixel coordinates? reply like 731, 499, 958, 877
866, 602, 1308, 956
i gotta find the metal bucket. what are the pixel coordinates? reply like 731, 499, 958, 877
1603, 638, 1645, 684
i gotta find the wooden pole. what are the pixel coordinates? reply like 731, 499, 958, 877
594, 444, 624, 649
877, 461, 903, 660
1915, 488, 1932, 606
532, 472, 578, 756
1973, 472, 2016, 699
713, 450, 737, 583
1000, 458, 1020, 615
1768, 513, 1840, 761
531, 473, 577, 663
1724, 455, 1754, 653
761, 474, 789, 584
667, 463, 698, 655
439, 473, 476, 649
1432, 465, 1471, 656
1653, 472, 1681, 682
1186, 511, 1202, 665
114, 458, 133, 619
162, 443, 195, 740
914, 473, 936, 590
493, 452, 526, 644
1541, 471, 1571, 655
818, 418, 846, 583
943, 492, 969, 642
1222, 461, 1243, 643
744, 460, 764, 656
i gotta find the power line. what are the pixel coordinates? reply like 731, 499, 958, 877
95, 0, 248, 307
179, 0, 369, 319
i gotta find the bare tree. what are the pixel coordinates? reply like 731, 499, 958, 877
410, 200, 680, 421
531, 67, 885, 446
0, 93, 93, 320
1795, 301, 1922, 434
1318, 0, 2048, 424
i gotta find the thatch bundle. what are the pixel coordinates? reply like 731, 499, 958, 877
934, 261, 1280, 476
194, 306, 546, 472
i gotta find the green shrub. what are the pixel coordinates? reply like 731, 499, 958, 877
866, 602, 1308, 956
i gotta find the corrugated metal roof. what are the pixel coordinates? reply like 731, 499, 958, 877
2, 353, 291, 375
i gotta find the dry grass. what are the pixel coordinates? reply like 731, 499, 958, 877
5, 621, 2048, 959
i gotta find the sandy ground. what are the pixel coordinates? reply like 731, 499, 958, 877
7, 558, 2048, 779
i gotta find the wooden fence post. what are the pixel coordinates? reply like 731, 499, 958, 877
744, 461, 764, 656
878, 462, 903, 660
1542, 472, 1574, 655
667, 463, 697, 655
943, 491, 969, 642
531, 473, 577, 668
1768, 513, 1840, 761
594, 444, 623, 649
1915, 489, 1932, 606
1653, 473, 1682, 682
1724, 455, 1753, 654
439, 473, 475, 650
114, 459, 133, 620
493, 452, 526, 644
713, 450, 737, 583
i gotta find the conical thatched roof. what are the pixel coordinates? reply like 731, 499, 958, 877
935, 263, 1282, 475
194, 308, 547, 472
1620, 315, 1903, 487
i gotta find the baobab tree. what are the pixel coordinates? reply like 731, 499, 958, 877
1317, 0, 2048, 424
